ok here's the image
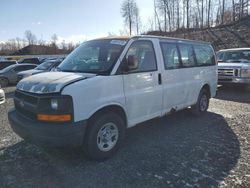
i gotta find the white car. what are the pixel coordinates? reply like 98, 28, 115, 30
0, 87, 5, 104
217, 48, 250, 89
8, 36, 217, 160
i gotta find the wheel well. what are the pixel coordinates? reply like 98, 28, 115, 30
89, 105, 127, 126
202, 84, 211, 98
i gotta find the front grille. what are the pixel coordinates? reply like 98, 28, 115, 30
218, 68, 241, 77
14, 90, 38, 120
218, 68, 235, 76
218, 78, 233, 82
15, 90, 38, 105
15, 104, 36, 119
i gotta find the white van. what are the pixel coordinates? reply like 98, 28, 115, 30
217, 48, 250, 89
8, 36, 217, 160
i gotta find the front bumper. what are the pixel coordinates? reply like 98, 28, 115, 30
218, 77, 250, 85
8, 109, 87, 147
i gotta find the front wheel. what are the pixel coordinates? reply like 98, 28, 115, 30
191, 89, 210, 116
83, 112, 126, 160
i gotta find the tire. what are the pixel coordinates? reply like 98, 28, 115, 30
83, 112, 126, 160
191, 89, 210, 116
0, 77, 9, 88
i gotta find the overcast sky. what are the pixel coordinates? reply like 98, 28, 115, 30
0, 0, 154, 43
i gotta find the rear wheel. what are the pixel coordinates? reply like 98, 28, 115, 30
83, 112, 125, 160
0, 77, 9, 87
191, 89, 210, 116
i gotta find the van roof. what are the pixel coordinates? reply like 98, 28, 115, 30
218, 48, 250, 52
133, 35, 211, 44
93, 35, 211, 45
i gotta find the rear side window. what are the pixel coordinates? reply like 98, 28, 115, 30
193, 45, 215, 66
178, 44, 196, 67
125, 40, 157, 72
161, 43, 181, 69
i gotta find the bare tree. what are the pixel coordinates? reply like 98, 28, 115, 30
186, 0, 190, 28
135, 6, 141, 35
221, 0, 226, 24
207, 0, 211, 27
121, 0, 139, 35
51, 34, 58, 46
24, 30, 37, 45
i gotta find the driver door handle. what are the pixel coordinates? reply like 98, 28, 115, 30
158, 73, 162, 85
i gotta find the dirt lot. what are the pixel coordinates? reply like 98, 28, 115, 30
0, 86, 250, 188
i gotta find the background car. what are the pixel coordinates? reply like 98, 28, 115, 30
217, 48, 250, 90
18, 57, 41, 64
0, 87, 5, 104
17, 59, 63, 81
0, 63, 37, 87
0, 60, 17, 70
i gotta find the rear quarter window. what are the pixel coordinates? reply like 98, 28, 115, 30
193, 44, 215, 66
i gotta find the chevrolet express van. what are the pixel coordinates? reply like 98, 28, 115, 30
8, 36, 217, 160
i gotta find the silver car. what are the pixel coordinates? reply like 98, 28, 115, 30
0, 63, 37, 87
217, 48, 250, 89
17, 59, 62, 81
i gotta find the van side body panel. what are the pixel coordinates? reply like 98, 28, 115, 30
62, 75, 126, 123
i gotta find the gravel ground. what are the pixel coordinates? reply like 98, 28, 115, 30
0, 86, 249, 188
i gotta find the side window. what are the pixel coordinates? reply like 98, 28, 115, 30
25, 65, 36, 70
161, 43, 181, 69
125, 41, 157, 72
178, 44, 196, 67
24, 59, 32, 64
193, 44, 215, 66
13, 66, 25, 72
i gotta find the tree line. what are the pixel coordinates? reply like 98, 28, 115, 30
121, 0, 250, 35
0, 30, 79, 55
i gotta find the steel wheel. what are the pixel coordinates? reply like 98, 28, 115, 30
97, 122, 119, 152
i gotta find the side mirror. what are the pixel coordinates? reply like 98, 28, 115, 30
121, 55, 138, 72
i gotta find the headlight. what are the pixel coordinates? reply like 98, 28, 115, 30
241, 69, 250, 77
37, 95, 73, 122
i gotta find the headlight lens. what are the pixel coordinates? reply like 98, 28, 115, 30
241, 69, 250, 77
51, 99, 58, 110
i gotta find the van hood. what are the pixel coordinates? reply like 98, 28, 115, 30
17, 72, 96, 94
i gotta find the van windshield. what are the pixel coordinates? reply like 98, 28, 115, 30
58, 39, 127, 75
217, 50, 250, 63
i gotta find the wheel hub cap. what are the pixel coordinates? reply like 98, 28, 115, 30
97, 122, 119, 152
